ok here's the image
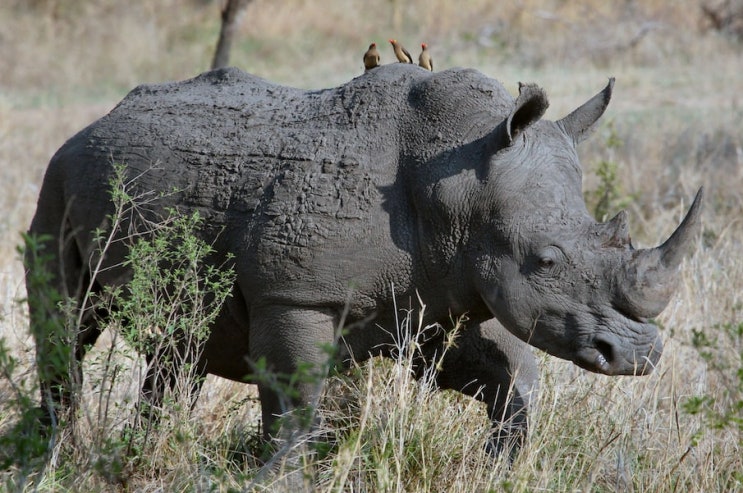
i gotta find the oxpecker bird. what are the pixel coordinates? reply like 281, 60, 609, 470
389, 39, 413, 63
363, 42, 381, 71
418, 43, 433, 71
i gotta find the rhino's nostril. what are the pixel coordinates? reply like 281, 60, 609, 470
594, 338, 615, 366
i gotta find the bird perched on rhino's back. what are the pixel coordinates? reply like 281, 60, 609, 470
419, 42, 433, 71
363, 42, 380, 72
389, 39, 413, 63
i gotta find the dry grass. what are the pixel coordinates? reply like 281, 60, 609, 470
1, 0, 742, 491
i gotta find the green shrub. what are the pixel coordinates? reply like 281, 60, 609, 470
585, 121, 635, 222
0, 163, 236, 489
685, 320, 743, 436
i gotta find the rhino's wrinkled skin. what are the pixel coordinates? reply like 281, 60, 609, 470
27, 64, 701, 454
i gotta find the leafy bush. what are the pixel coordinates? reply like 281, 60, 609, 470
685, 319, 743, 439
584, 121, 636, 222
0, 163, 236, 489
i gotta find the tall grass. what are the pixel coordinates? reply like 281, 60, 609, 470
1, 0, 742, 491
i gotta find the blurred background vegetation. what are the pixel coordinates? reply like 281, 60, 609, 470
2, 0, 741, 99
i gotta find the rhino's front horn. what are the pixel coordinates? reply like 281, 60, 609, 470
617, 188, 704, 319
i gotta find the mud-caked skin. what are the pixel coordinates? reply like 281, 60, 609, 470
27, 63, 702, 455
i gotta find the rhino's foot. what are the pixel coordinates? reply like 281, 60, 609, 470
484, 425, 526, 464
249, 436, 318, 491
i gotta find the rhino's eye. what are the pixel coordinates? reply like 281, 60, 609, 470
522, 246, 564, 276
538, 257, 555, 268
535, 246, 563, 271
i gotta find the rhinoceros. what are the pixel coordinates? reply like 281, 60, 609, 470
26, 64, 701, 456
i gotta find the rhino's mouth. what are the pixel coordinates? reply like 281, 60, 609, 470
574, 333, 662, 376
574, 344, 613, 375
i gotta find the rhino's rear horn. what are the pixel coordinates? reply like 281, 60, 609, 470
506, 83, 549, 144
600, 210, 631, 248
557, 78, 615, 144
617, 188, 704, 319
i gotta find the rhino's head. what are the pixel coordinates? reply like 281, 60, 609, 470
412, 75, 701, 376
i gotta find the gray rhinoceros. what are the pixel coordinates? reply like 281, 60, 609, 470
27, 64, 701, 455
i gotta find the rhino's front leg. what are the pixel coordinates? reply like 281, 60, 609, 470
249, 304, 336, 442
434, 319, 539, 460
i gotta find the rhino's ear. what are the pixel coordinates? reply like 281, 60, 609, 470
557, 78, 615, 144
506, 82, 549, 144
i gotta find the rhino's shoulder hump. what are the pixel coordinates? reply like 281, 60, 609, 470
408, 67, 514, 118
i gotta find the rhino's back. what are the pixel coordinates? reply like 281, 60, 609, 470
49, 67, 416, 237
37, 66, 437, 303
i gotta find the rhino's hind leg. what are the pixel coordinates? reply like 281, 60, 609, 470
25, 225, 105, 431
432, 319, 539, 461
33, 310, 104, 430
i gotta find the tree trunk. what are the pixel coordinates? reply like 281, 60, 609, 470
389, 0, 402, 32
211, 0, 252, 70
